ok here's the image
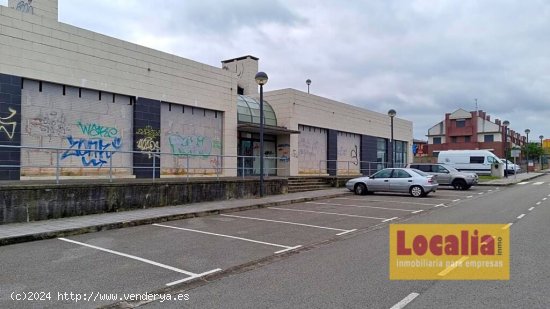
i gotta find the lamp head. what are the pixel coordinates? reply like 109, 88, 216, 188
255, 72, 268, 86
306, 79, 311, 86
387, 109, 397, 117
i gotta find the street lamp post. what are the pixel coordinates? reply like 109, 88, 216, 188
525, 129, 530, 173
255, 72, 268, 197
540, 135, 544, 170
503, 120, 509, 177
306, 79, 311, 94
388, 109, 396, 168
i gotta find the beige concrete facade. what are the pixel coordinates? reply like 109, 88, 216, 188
0, 3, 238, 176
1, 2, 414, 179
264, 89, 413, 175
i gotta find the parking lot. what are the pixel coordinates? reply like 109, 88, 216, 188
0, 185, 500, 308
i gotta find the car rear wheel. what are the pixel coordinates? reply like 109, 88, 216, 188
354, 183, 367, 195
409, 185, 424, 197
452, 179, 468, 190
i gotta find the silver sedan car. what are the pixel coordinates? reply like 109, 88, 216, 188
345, 168, 438, 197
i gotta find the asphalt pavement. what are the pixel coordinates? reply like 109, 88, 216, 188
1, 173, 549, 308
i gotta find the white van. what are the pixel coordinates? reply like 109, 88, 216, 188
437, 150, 500, 175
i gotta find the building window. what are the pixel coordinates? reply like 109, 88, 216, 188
456, 119, 466, 128
377, 138, 387, 164
394, 141, 408, 167
433, 137, 441, 144
237, 87, 244, 95
484, 135, 494, 142
451, 137, 457, 143
465, 136, 471, 143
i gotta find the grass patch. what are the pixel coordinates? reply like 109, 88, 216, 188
478, 175, 500, 182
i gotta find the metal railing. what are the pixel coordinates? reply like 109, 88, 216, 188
318, 160, 407, 176
0, 144, 287, 184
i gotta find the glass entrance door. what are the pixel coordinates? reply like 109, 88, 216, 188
238, 134, 277, 176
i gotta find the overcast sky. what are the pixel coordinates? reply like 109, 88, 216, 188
4, 0, 550, 140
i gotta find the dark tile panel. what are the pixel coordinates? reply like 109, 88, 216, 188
133, 98, 161, 178
0, 74, 21, 180
327, 129, 338, 176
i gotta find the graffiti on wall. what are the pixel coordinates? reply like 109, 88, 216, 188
350, 145, 359, 165
77, 121, 118, 138
277, 144, 290, 162
0, 107, 17, 140
136, 125, 160, 158
15, 0, 34, 14
168, 134, 220, 158
26, 111, 71, 141
61, 121, 123, 167
61, 136, 122, 167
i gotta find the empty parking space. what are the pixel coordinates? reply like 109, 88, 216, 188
229, 207, 384, 231
0, 184, 501, 308
0, 238, 199, 307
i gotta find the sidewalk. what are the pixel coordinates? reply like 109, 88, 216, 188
477, 170, 549, 186
0, 188, 352, 247
3, 170, 548, 247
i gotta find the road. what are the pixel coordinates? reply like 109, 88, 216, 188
1, 175, 549, 308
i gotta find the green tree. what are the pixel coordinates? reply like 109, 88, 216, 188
522, 143, 543, 160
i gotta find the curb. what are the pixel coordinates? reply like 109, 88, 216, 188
476, 173, 547, 186
0, 191, 352, 247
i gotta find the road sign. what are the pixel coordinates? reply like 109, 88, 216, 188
511, 149, 520, 158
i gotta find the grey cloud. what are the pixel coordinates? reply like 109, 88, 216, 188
30, 1, 550, 139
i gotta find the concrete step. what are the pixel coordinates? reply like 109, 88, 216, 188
288, 187, 333, 193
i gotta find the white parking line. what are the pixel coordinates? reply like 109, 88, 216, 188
533, 182, 544, 185
166, 269, 222, 286
466, 196, 473, 198
268, 207, 389, 220
501, 223, 513, 230
478, 192, 484, 195
528, 207, 535, 211
452, 199, 461, 202
58, 238, 222, 286
543, 198, 548, 201
390, 292, 420, 309
153, 223, 301, 254
412, 210, 423, 214
333, 198, 438, 206
536, 202, 541, 205
517, 214, 526, 219
307, 201, 420, 212
517, 182, 529, 185
382, 217, 399, 222
220, 214, 356, 235
434, 204, 447, 208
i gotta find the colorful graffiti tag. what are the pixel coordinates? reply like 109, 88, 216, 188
136, 125, 160, 158
76, 121, 118, 138
168, 134, 215, 158
61, 121, 123, 167
61, 136, 122, 167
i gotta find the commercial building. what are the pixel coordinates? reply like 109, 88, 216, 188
0, 0, 413, 181
426, 108, 526, 158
